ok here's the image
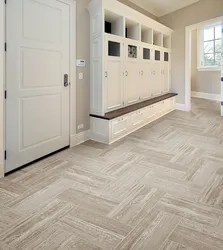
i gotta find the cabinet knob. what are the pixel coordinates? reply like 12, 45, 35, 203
105, 71, 108, 78
125, 71, 128, 76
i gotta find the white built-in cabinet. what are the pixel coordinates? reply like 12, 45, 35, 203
88, 0, 174, 144
88, 0, 173, 116
104, 35, 171, 113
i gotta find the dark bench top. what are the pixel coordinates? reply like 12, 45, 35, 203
90, 93, 178, 120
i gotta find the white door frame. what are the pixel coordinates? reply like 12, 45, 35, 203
0, 0, 76, 178
185, 16, 223, 112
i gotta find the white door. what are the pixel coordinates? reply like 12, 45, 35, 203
105, 36, 124, 111
152, 62, 161, 96
139, 63, 152, 100
125, 41, 139, 105
6, 0, 70, 173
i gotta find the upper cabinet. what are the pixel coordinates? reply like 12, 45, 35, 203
88, 0, 173, 116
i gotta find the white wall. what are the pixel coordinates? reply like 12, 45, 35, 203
191, 29, 221, 95
159, 0, 223, 104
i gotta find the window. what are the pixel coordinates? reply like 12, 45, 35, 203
198, 24, 222, 71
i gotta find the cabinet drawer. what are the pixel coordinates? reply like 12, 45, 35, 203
111, 116, 129, 139
169, 97, 176, 110
155, 102, 163, 115
144, 105, 156, 121
130, 110, 145, 129
164, 99, 171, 112
164, 98, 175, 112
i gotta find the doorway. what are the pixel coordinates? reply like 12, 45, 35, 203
185, 17, 223, 112
5, 0, 71, 173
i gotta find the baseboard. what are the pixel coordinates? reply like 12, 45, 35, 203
70, 130, 91, 147
191, 91, 220, 101
176, 103, 187, 111
0, 163, 4, 178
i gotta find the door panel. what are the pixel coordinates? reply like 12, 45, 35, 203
21, 94, 62, 148
106, 60, 123, 110
6, 0, 70, 173
140, 63, 152, 100
21, 49, 62, 88
125, 61, 139, 105
105, 36, 124, 111
152, 62, 161, 96
163, 62, 170, 93
111, 116, 129, 140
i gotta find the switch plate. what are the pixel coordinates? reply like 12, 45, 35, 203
78, 124, 84, 130
78, 73, 84, 80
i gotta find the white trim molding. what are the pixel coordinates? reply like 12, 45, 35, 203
197, 66, 221, 72
191, 91, 220, 101
0, 164, 4, 179
176, 103, 187, 111
70, 130, 91, 147
185, 16, 223, 114
0, 0, 5, 178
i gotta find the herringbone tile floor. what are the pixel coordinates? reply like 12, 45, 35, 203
1, 98, 223, 250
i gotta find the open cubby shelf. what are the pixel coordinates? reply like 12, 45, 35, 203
153, 30, 162, 47
103, 10, 171, 48
141, 25, 153, 44
163, 34, 171, 49
125, 18, 140, 41
104, 10, 124, 37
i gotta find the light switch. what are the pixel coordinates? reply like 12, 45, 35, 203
79, 73, 84, 80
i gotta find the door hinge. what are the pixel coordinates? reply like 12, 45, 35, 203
4, 43, 7, 52
4, 151, 6, 160
4, 91, 7, 99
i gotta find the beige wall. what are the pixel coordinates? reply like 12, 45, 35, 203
159, 0, 223, 104
118, 0, 158, 21
191, 29, 220, 95
76, 0, 91, 133
75, 0, 158, 133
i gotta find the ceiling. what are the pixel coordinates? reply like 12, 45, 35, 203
129, 0, 201, 17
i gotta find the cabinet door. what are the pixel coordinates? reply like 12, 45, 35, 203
111, 116, 129, 140
125, 61, 139, 105
130, 110, 145, 130
152, 62, 161, 96
125, 41, 139, 105
139, 62, 152, 100
163, 62, 170, 93
105, 36, 124, 111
